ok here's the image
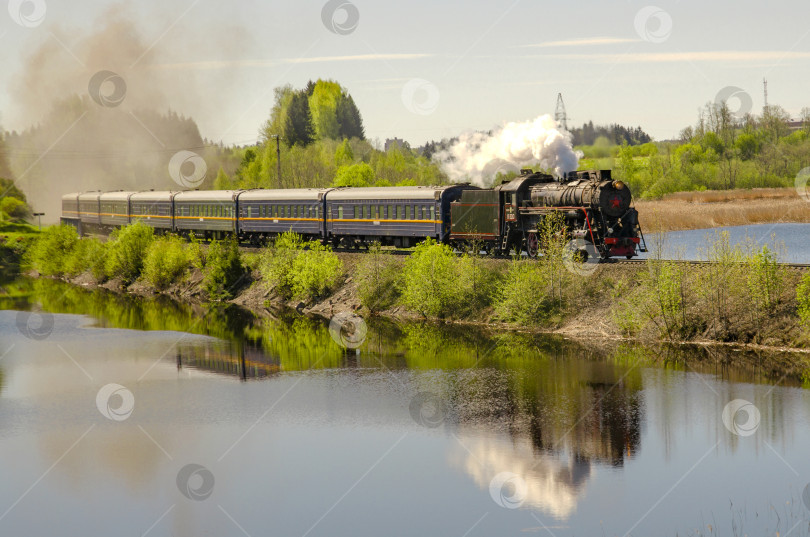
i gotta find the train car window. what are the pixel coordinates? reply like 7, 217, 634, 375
430, 206, 436, 222
338, 206, 344, 220
362, 205, 368, 219
397, 205, 404, 219
315, 206, 319, 219
387, 205, 393, 219
353, 206, 359, 219
406, 206, 411, 220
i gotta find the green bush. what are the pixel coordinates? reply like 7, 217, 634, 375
0, 197, 30, 221
63, 236, 108, 279
25, 224, 80, 276
798, 272, 810, 328
203, 236, 245, 300
493, 260, 550, 324
400, 239, 458, 317
143, 235, 192, 290
454, 253, 500, 316
260, 231, 343, 300
105, 222, 154, 282
355, 243, 401, 311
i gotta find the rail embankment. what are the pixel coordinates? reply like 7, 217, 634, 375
15, 223, 810, 354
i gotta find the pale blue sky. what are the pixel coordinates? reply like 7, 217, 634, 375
2, 0, 809, 146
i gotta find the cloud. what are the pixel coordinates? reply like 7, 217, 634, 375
521, 37, 640, 48
532, 50, 810, 63
149, 53, 432, 71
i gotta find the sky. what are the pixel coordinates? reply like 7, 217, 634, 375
1, 0, 809, 147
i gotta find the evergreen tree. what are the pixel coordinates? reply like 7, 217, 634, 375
283, 90, 314, 147
336, 93, 365, 140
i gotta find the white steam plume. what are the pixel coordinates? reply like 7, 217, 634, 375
434, 114, 582, 186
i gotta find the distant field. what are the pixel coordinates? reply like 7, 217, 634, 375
636, 188, 810, 232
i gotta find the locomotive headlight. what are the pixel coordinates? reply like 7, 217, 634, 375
607, 227, 614, 234
612, 181, 625, 190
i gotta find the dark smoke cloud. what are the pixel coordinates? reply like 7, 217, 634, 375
4, 3, 252, 222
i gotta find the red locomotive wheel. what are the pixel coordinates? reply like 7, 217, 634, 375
524, 232, 539, 258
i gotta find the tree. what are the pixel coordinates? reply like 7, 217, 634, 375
283, 90, 314, 147
333, 162, 374, 187
335, 139, 354, 165
336, 93, 365, 140
308, 80, 342, 141
213, 166, 231, 190
262, 85, 294, 142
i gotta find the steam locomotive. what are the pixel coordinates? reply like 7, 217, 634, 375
61, 169, 645, 261
450, 169, 646, 259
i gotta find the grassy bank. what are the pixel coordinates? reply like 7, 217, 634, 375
17, 224, 810, 352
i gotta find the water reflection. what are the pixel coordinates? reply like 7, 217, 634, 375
1, 277, 808, 532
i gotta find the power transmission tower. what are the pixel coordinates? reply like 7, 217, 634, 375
555, 93, 569, 130
763, 78, 768, 113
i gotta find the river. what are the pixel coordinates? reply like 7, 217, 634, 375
0, 277, 809, 536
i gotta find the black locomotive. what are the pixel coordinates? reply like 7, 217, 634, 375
449, 169, 645, 259
61, 169, 645, 261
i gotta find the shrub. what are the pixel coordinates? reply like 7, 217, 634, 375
400, 239, 458, 317
493, 260, 550, 324
105, 222, 154, 283
25, 224, 79, 276
203, 236, 244, 300
0, 197, 29, 221
63, 236, 108, 279
798, 272, 810, 328
454, 253, 500, 316
143, 235, 192, 290
260, 231, 343, 300
746, 244, 784, 313
355, 243, 401, 311
291, 241, 342, 299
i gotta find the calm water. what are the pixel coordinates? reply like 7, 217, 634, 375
1, 278, 810, 536
641, 223, 810, 263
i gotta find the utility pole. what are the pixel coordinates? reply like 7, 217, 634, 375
270, 135, 281, 186
555, 93, 569, 131
32, 212, 44, 231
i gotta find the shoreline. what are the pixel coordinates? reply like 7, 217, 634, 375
22, 256, 810, 358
